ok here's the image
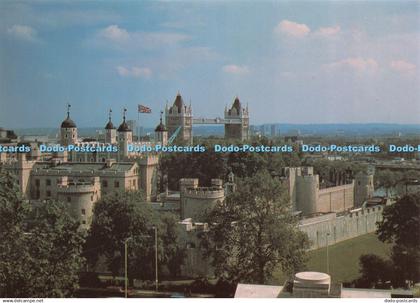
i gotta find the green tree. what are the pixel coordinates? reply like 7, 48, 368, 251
376, 193, 420, 286
0, 168, 85, 297
84, 191, 186, 282
203, 170, 309, 284
160, 213, 187, 278
355, 254, 392, 288
374, 169, 402, 196
84, 190, 157, 280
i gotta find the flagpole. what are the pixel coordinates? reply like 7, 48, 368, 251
137, 109, 140, 141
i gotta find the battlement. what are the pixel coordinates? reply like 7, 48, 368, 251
57, 183, 97, 194
183, 186, 225, 199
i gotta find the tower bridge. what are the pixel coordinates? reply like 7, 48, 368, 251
165, 93, 250, 144
192, 117, 243, 125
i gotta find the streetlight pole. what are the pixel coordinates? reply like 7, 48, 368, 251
124, 237, 132, 298
326, 232, 330, 274
153, 226, 158, 292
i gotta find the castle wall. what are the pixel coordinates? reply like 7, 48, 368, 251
177, 219, 214, 278
299, 206, 384, 250
317, 182, 354, 213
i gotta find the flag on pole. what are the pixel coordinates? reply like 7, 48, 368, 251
138, 104, 152, 113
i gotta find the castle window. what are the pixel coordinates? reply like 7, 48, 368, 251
46, 190, 51, 197
82, 220, 86, 225
35, 179, 40, 187
91, 195, 93, 201
81, 209, 86, 215
46, 179, 51, 186
102, 180, 108, 187
114, 181, 120, 188
67, 196, 71, 202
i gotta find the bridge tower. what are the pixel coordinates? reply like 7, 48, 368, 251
224, 97, 249, 141
165, 92, 193, 144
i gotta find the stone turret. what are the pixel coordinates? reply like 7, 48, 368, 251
105, 109, 117, 144
354, 171, 374, 207
60, 103, 78, 146
117, 108, 132, 158
155, 111, 168, 146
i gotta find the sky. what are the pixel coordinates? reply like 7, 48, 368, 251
0, 0, 419, 128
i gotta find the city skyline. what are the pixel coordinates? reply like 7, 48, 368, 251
0, 0, 419, 128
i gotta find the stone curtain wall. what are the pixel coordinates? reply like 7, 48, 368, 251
299, 206, 383, 250
317, 183, 355, 213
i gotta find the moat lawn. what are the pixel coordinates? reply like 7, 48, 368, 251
272, 233, 391, 285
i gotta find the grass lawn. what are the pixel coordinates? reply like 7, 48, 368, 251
272, 233, 391, 285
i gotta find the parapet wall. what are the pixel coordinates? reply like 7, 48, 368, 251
299, 206, 384, 250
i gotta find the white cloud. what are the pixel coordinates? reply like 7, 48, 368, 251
96, 25, 189, 50
100, 25, 129, 41
389, 60, 416, 74
325, 57, 378, 72
314, 25, 341, 37
274, 20, 310, 38
7, 24, 37, 42
116, 66, 152, 78
222, 64, 250, 75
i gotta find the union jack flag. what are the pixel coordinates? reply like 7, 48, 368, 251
138, 104, 152, 113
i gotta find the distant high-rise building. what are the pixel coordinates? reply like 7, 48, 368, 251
270, 124, 279, 137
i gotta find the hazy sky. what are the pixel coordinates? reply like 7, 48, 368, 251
0, 0, 419, 128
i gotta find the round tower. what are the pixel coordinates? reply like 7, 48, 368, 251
180, 178, 225, 220
155, 111, 168, 146
117, 108, 132, 158
354, 172, 374, 207
105, 109, 117, 144
60, 103, 78, 146
296, 174, 319, 215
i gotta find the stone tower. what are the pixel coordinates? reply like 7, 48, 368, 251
354, 172, 374, 207
224, 97, 249, 141
117, 108, 133, 158
179, 178, 225, 220
16, 151, 37, 198
155, 111, 168, 146
105, 109, 117, 144
60, 103, 78, 146
165, 93, 192, 144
